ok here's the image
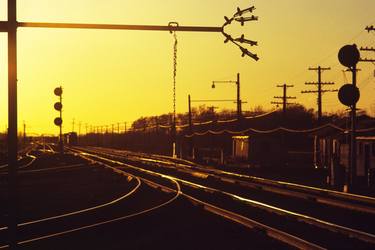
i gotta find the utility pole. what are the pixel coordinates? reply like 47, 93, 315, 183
236, 73, 241, 119
23, 121, 26, 143
188, 94, 193, 158
212, 73, 242, 120
301, 66, 337, 123
78, 121, 81, 136
271, 84, 295, 168
360, 26, 375, 63
271, 84, 296, 118
72, 118, 75, 132
188, 95, 193, 131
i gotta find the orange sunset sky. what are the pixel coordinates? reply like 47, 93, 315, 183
0, 0, 374, 135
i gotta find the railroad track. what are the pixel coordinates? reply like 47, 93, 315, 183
0, 152, 180, 249
72, 146, 375, 249
82, 146, 375, 214
0, 152, 37, 172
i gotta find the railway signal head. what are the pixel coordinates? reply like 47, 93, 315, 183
54, 102, 62, 111
338, 44, 360, 68
54, 87, 63, 96
338, 84, 360, 106
54, 117, 62, 126
53, 86, 63, 127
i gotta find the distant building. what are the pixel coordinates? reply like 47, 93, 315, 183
64, 132, 78, 146
314, 116, 375, 190
182, 111, 314, 168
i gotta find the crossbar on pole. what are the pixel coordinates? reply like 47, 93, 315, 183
15, 22, 223, 32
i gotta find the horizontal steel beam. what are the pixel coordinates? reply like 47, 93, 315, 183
14, 22, 223, 33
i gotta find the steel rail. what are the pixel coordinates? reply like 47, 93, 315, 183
177, 177, 375, 245
0, 151, 180, 249
0, 163, 141, 230
70, 148, 332, 249
0, 152, 37, 171
0, 163, 89, 176
74, 147, 375, 245
14, 179, 179, 248
184, 194, 325, 250
91, 146, 375, 213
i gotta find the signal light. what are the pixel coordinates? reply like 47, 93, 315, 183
54, 102, 62, 111
54, 87, 62, 96
54, 117, 62, 126
54, 86, 64, 153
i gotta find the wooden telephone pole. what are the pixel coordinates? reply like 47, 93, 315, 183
271, 84, 296, 118
301, 66, 337, 123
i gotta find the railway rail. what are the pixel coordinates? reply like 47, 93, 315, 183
82, 146, 375, 214
71, 146, 375, 249
1, 145, 374, 249
0, 151, 180, 249
0, 152, 37, 172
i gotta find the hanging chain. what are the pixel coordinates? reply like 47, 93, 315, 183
173, 31, 177, 129
170, 23, 178, 134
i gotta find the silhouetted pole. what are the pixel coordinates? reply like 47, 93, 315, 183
59, 91, 63, 152
188, 95, 192, 131
23, 121, 26, 143
338, 44, 361, 191
236, 73, 242, 119
212, 73, 242, 120
272, 84, 296, 119
271, 84, 295, 168
7, 0, 18, 248
72, 118, 75, 132
350, 64, 357, 188
282, 84, 287, 116
188, 94, 193, 158
302, 66, 337, 124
